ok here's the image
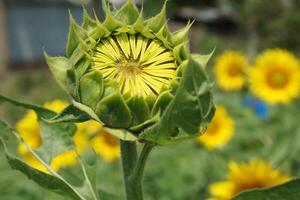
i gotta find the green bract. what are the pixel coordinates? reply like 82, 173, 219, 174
45, 0, 215, 145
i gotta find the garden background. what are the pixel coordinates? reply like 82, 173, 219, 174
1, 0, 300, 199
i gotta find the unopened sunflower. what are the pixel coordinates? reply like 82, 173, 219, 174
209, 159, 291, 200
249, 49, 300, 104
197, 105, 234, 150
45, 0, 214, 144
214, 51, 248, 91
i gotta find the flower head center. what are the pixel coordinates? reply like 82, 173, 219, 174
91, 33, 176, 97
101, 131, 118, 147
227, 64, 243, 77
267, 69, 289, 89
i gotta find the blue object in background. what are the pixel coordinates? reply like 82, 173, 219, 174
6, 6, 82, 64
243, 97, 268, 119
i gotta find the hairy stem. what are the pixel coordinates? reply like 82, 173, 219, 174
120, 141, 154, 200
120, 140, 138, 200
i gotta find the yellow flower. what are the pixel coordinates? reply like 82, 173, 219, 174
209, 159, 291, 200
249, 49, 300, 104
75, 120, 103, 154
197, 105, 234, 150
214, 51, 248, 91
91, 129, 120, 162
91, 33, 176, 98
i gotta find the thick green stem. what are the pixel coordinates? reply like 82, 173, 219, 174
120, 141, 154, 200
120, 140, 138, 200
129, 143, 154, 190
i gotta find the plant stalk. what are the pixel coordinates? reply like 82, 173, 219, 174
120, 141, 154, 200
120, 140, 139, 200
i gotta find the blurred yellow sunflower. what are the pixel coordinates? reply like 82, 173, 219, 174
16, 100, 78, 173
197, 105, 234, 150
209, 159, 291, 200
249, 49, 300, 104
214, 51, 248, 91
91, 129, 120, 162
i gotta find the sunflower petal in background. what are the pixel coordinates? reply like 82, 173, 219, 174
214, 51, 248, 91
248, 49, 300, 104
209, 159, 291, 200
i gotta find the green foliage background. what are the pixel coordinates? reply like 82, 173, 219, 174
1, 0, 300, 199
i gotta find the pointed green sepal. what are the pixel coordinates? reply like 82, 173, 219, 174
44, 52, 71, 94
191, 48, 215, 68
79, 71, 104, 109
145, 0, 167, 33
82, 8, 97, 31
151, 91, 174, 116
102, 1, 124, 31
95, 93, 132, 128
171, 21, 193, 46
115, 0, 140, 25
172, 42, 189, 63
66, 11, 87, 57
126, 96, 150, 126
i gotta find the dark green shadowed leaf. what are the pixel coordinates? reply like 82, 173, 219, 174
79, 71, 104, 109
67, 69, 80, 101
126, 96, 150, 126
233, 178, 300, 200
140, 57, 215, 145
95, 93, 132, 128
0, 94, 54, 118
115, 0, 140, 25
44, 104, 91, 123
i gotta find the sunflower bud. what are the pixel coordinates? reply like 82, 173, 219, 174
45, 0, 215, 144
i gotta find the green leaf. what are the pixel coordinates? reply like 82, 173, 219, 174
95, 93, 132, 128
73, 101, 102, 123
37, 119, 76, 163
77, 157, 99, 200
0, 120, 85, 200
44, 104, 91, 123
0, 94, 77, 162
79, 71, 104, 109
0, 94, 54, 118
44, 53, 72, 94
233, 178, 300, 200
140, 57, 215, 145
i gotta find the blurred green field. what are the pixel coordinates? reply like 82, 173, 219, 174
1, 0, 300, 200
